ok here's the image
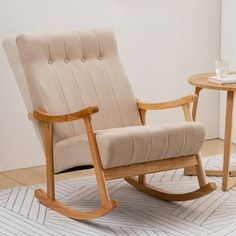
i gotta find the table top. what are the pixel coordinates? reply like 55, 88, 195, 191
188, 72, 236, 91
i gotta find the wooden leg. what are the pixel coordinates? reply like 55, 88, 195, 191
43, 122, 55, 200
195, 154, 207, 187
138, 175, 146, 183
83, 116, 118, 208
138, 108, 147, 185
35, 118, 118, 220
222, 91, 235, 191
192, 87, 202, 121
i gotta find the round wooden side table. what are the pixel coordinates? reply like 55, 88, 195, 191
186, 72, 236, 191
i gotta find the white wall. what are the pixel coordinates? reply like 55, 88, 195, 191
0, 0, 221, 171
220, 0, 236, 143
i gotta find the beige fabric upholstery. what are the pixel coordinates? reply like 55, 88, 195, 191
3, 29, 205, 174
3, 38, 33, 112
3, 38, 42, 141
54, 122, 205, 172
15, 29, 142, 145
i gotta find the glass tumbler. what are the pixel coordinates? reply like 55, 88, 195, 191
215, 59, 229, 78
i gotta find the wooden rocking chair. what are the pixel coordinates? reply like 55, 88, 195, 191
3, 29, 216, 220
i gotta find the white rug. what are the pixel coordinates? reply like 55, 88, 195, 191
1, 154, 236, 236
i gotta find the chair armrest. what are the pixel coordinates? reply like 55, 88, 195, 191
32, 106, 99, 123
137, 95, 197, 110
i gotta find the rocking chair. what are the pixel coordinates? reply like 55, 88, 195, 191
3, 29, 216, 220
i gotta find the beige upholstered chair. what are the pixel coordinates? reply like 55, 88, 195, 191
3, 29, 216, 220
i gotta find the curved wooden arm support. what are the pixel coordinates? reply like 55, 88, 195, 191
125, 177, 216, 201
32, 106, 99, 123
31, 105, 116, 220
35, 189, 118, 220
137, 95, 196, 124
137, 95, 197, 110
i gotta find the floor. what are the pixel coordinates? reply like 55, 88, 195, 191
0, 138, 235, 190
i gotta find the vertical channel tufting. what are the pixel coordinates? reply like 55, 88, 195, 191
79, 30, 108, 129
179, 128, 186, 156
46, 35, 76, 138
127, 134, 134, 165
87, 69, 107, 128
101, 63, 124, 126
62, 35, 86, 136
16, 29, 142, 142
46, 37, 52, 63
143, 128, 152, 163
95, 29, 142, 127
95, 30, 124, 126
63, 39, 69, 62
95, 31, 124, 126
163, 131, 170, 157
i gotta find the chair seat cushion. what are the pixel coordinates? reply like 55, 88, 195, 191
54, 122, 205, 173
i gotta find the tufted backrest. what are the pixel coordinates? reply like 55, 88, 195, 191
12, 29, 141, 142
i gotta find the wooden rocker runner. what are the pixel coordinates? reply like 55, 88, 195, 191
3, 29, 216, 220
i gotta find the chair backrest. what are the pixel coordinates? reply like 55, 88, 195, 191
3, 29, 141, 143
3, 37, 42, 142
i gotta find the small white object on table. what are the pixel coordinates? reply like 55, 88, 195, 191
209, 74, 236, 84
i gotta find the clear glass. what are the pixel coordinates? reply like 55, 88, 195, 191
215, 59, 229, 78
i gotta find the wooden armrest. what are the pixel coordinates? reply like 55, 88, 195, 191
32, 106, 99, 123
137, 95, 197, 110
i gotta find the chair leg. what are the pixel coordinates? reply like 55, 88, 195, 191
43, 122, 55, 200
35, 121, 118, 220
138, 175, 146, 183
195, 153, 207, 187
83, 116, 118, 209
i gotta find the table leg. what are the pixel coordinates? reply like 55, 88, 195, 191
222, 91, 235, 191
192, 87, 202, 121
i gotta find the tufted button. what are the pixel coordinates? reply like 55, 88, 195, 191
98, 56, 102, 60
81, 58, 86, 63
48, 59, 53, 65
64, 58, 69, 63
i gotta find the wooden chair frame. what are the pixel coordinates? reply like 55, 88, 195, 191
30, 94, 216, 220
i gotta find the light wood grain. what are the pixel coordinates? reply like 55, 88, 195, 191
32, 106, 118, 219
35, 189, 118, 220
137, 95, 196, 110
0, 174, 22, 189
125, 177, 216, 202
181, 103, 193, 122
195, 154, 207, 187
33, 106, 99, 122
189, 72, 236, 92
222, 91, 235, 191
184, 169, 236, 177
83, 116, 114, 208
138, 108, 146, 125
188, 73, 236, 191
104, 155, 198, 181
137, 102, 147, 183
192, 87, 202, 121
42, 122, 55, 200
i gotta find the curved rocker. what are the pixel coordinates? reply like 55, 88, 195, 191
35, 189, 118, 220
125, 177, 217, 201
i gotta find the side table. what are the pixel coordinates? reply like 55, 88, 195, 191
184, 72, 236, 191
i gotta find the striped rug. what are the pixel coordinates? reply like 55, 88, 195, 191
1, 154, 236, 236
